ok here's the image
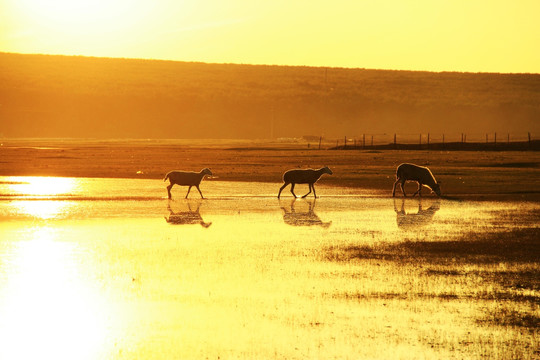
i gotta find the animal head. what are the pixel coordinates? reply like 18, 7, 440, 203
323, 166, 333, 175
431, 182, 441, 196
202, 168, 213, 176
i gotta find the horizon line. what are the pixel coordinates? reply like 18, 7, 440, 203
2, 51, 539, 76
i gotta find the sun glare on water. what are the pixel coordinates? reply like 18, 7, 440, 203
11, 200, 73, 220
0, 227, 112, 360
11, 176, 77, 197
5, 177, 78, 219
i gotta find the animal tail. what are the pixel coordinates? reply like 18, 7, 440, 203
163, 172, 170, 182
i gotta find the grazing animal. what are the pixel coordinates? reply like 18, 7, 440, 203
392, 163, 441, 197
164, 168, 213, 199
277, 166, 333, 199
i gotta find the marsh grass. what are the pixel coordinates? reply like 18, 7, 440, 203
323, 222, 539, 359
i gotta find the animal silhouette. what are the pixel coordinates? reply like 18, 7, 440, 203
392, 163, 441, 197
164, 168, 213, 199
278, 166, 333, 199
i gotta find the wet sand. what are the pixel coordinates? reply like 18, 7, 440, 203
1, 139, 539, 201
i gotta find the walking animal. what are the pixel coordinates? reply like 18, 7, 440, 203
164, 168, 213, 199
277, 166, 333, 199
392, 163, 441, 197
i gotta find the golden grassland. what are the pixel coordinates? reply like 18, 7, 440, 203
1, 138, 539, 200
1, 52, 540, 139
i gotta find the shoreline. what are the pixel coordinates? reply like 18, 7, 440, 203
1, 140, 539, 201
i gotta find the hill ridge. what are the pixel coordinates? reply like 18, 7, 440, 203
1, 52, 539, 139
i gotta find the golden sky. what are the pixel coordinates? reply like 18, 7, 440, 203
1, 0, 539, 73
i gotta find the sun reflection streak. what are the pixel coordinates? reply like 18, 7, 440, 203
8, 176, 77, 197
3, 176, 80, 219
11, 200, 73, 219
0, 227, 110, 360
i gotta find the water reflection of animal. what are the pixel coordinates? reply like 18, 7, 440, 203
394, 198, 440, 229
278, 166, 333, 199
281, 199, 332, 227
392, 163, 441, 197
164, 201, 212, 227
164, 168, 213, 199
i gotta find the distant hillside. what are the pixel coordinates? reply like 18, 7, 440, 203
1, 52, 539, 139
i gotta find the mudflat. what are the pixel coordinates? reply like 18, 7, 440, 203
1, 138, 539, 200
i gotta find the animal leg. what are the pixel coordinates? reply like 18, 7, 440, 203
167, 183, 174, 199
196, 185, 204, 199
312, 184, 318, 199
278, 182, 289, 198
413, 182, 422, 197
290, 183, 297, 198
400, 180, 407, 197
392, 178, 400, 197
301, 184, 312, 198
185, 186, 192, 199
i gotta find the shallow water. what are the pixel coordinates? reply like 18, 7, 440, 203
0, 176, 538, 359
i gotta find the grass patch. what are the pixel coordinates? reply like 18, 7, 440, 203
479, 306, 540, 329
327, 228, 540, 264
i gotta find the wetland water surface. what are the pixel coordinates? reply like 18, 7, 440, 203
0, 176, 538, 359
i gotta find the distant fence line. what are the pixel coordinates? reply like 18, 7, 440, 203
302, 132, 539, 150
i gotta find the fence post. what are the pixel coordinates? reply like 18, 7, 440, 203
318, 136, 322, 150
529, 132, 531, 147
344, 136, 347, 149
494, 132, 497, 145
371, 135, 374, 147
427, 133, 430, 149
394, 134, 397, 148
362, 134, 365, 149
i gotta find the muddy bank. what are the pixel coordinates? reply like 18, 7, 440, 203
0, 139, 539, 200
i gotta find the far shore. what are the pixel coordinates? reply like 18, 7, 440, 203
1, 139, 539, 201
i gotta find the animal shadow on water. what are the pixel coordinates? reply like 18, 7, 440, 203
281, 198, 332, 227
394, 198, 440, 230
164, 200, 212, 228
